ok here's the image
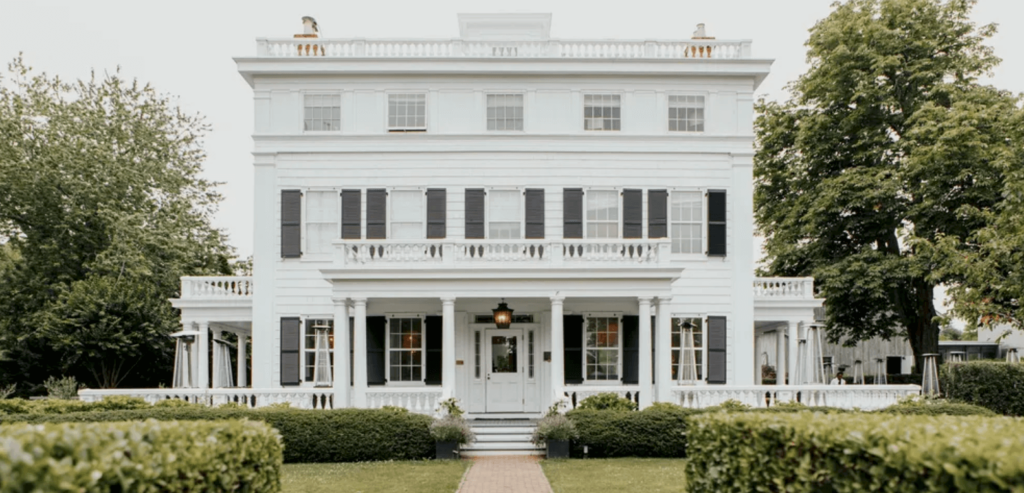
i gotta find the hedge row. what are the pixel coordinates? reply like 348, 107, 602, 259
941, 361, 1024, 416
0, 395, 154, 415
1, 407, 434, 463
686, 412, 1024, 492
0, 419, 282, 492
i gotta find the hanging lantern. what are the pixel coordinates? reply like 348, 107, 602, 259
492, 299, 514, 329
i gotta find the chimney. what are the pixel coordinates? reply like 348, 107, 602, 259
296, 16, 319, 38
692, 23, 714, 40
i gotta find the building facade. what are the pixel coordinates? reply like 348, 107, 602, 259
82, 14, 920, 415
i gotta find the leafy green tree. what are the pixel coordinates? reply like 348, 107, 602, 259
754, 0, 1019, 370
0, 57, 233, 390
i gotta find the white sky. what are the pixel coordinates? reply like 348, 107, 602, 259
2, 0, 1023, 262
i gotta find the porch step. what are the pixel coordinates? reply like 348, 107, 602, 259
461, 420, 544, 457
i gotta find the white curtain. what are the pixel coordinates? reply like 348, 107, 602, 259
313, 326, 333, 387
214, 339, 235, 388
172, 337, 193, 388
677, 322, 699, 384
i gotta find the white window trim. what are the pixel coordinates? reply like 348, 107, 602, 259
582, 91, 624, 133
485, 187, 524, 240
668, 187, 707, 259
387, 188, 426, 240
583, 188, 621, 240
299, 316, 335, 387
581, 312, 623, 383
301, 91, 343, 134
385, 91, 429, 133
483, 91, 527, 133
384, 314, 427, 387
664, 91, 709, 134
672, 314, 708, 385
302, 188, 340, 261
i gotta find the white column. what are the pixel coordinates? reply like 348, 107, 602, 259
732, 155, 757, 385
441, 297, 456, 400
787, 320, 799, 385
332, 297, 350, 408
197, 321, 210, 389
775, 327, 785, 386
638, 297, 653, 408
251, 154, 276, 388
353, 298, 368, 407
550, 296, 565, 404
656, 298, 673, 403
237, 334, 248, 387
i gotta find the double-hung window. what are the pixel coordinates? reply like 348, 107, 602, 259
584, 94, 621, 131
388, 318, 423, 382
586, 190, 619, 238
390, 190, 424, 239
305, 191, 339, 255
489, 190, 521, 239
668, 95, 705, 132
585, 317, 620, 381
671, 317, 703, 382
304, 94, 341, 131
388, 94, 426, 132
670, 191, 703, 254
303, 319, 334, 383
487, 94, 524, 131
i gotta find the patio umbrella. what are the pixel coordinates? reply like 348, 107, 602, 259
312, 322, 333, 387
921, 353, 940, 396
677, 320, 699, 384
213, 339, 235, 388
170, 331, 199, 388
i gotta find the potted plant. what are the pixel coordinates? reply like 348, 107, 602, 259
532, 400, 578, 459
430, 398, 474, 459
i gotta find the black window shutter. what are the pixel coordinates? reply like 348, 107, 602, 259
525, 189, 545, 239
280, 317, 301, 386
707, 316, 727, 384
465, 189, 485, 239
425, 316, 443, 385
341, 189, 361, 240
648, 190, 668, 238
427, 189, 446, 239
563, 189, 583, 239
281, 190, 302, 258
623, 189, 643, 239
563, 315, 584, 384
366, 189, 387, 240
366, 316, 387, 385
708, 190, 727, 256
622, 315, 639, 384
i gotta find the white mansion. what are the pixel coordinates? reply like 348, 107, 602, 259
83, 14, 919, 420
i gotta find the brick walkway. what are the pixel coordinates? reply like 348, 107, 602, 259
458, 456, 553, 493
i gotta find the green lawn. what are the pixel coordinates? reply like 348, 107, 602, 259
542, 458, 687, 493
281, 461, 470, 493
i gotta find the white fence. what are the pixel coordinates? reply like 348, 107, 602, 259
79, 388, 435, 414
672, 385, 921, 411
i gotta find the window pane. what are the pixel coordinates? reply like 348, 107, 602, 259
389, 94, 426, 130
670, 191, 703, 253
487, 94, 524, 131
668, 95, 705, 133
584, 94, 621, 132
304, 94, 341, 132
586, 190, 619, 238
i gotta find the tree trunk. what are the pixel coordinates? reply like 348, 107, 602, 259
905, 278, 939, 374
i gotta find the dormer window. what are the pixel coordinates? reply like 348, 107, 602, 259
388, 94, 426, 132
303, 94, 340, 131
584, 94, 621, 131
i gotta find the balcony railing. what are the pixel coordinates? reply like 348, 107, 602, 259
672, 384, 921, 411
179, 276, 253, 300
257, 38, 753, 60
79, 388, 334, 410
335, 239, 671, 267
753, 277, 815, 299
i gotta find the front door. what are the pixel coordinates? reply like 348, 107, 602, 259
485, 329, 524, 412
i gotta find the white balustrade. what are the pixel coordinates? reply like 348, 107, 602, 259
753, 277, 815, 299
339, 239, 668, 266
79, 388, 335, 410
344, 242, 446, 263
365, 389, 443, 414
561, 240, 660, 263
180, 276, 253, 300
563, 386, 642, 408
255, 38, 753, 60
672, 384, 921, 411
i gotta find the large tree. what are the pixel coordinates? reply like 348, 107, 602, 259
0, 57, 234, 391
754, 0, 1019, 370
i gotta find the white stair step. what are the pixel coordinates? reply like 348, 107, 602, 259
463, 441, 543, 451
461, 449, 545, 457
471, 426, 535, 435
475, 433, 533, 442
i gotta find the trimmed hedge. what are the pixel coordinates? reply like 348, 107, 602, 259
1, 407, 434, 463
0, 419, 282, 492
567, 405, 696, 458
878, 399, 997, 416
0, 395, 153, 415
686, 412, 1024, 492
941, 361, 1024, 416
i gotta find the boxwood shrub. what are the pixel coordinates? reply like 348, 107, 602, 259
567, 404, 697, 458
0, 395, 152, 415
1, 407, 434, 463
878, 398, 997, 416
0, 419, 282, 492
686, 412, 1024, 492
941, 361, 1024, 416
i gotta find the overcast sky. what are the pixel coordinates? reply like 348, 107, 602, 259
2, 0, 1023, 262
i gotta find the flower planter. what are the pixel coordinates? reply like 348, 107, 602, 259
436, 441, 459, 460
546, 439, 570, 459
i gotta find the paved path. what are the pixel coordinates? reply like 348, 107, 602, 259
458, 456, 553, 493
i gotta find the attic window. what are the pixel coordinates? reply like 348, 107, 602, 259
304, 94, 340, 131
388, 94, 426, 132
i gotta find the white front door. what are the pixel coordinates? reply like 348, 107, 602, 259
485, 329, 524, 412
